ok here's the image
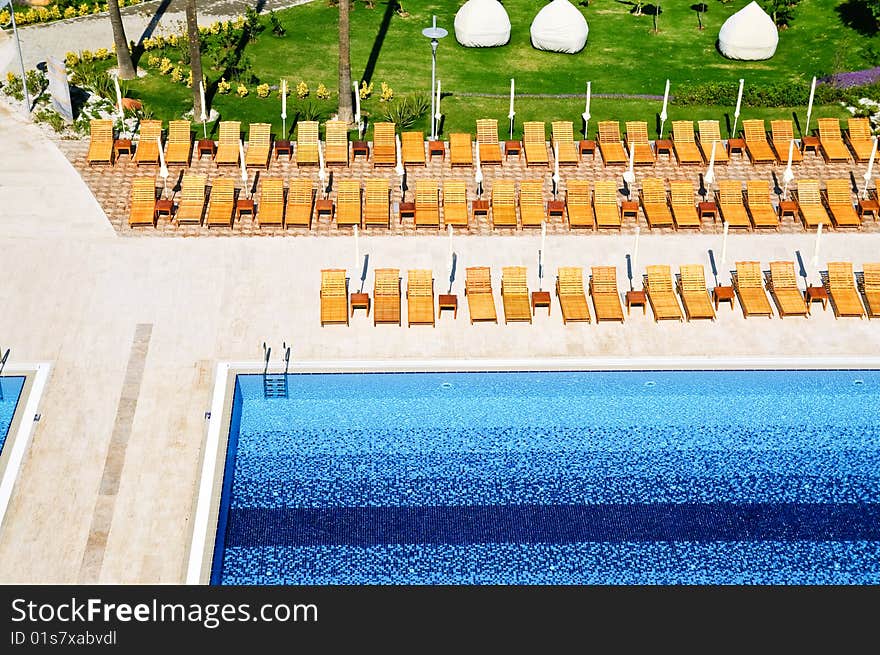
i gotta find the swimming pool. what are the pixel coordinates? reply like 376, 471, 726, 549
210, 369, 880, 584
0, 376, 25, 455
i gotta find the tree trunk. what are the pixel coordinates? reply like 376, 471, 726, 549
108, 0, 136, 79
337, 0, 354, 124
186, 0, 204, 118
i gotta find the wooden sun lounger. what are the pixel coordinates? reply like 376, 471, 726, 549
669, 181, 701, 229
671, 121, 703, 165
87, 119, 114, 165
129, 177, 157, 227
597, 121, 628, 166
741, 119, 776, 164
824, 179, 861, 229
625, 121, 655, 166
335, 180, 361, 227
414, 179, 440, 228
717, 181, 751, 230
818, 118, 852, 163
519, 180, 545, 228
175, 174, 206, 224
285, 178, 314, 228
566, 180, 594, 229
501, 266, 532, 323
373, 268, 401, 325
769, 120, 802, 164
644, 265, 683, 322
402, 131, 426, 166
215, 121, 241, 166
372, 122, 397, 167
745, 180, 780, 230
133, 119, 162, 166
442, 180, 469, 227
523, 121, 549, 167
476, 119, 502, 165
465, 266, 498, 323
697, 120, 729, 164
766, 261, 808, 317
257, 178, 284, 227
640, 177, 673, 229
296, 121, 319, 166
205, 178, 236, 228
491, 180, 517, 229
551, 121, 579, 165
795, 180, 833, 229
449, 133, 473, 167
593, 180, 622, 230
846, 117, 874, 162
732, 261, 773, 318
825, 262, 865, 318
556, 266, 590, 324
858, 263, 880, 318
245, 122, 271, 169
363, 178, 390, 228
678, 264, 715, 321
324, 120, 349, 166
320, 269, 349, 326
589, 266, 624, 322
406, 269, 435, 326
165, 120, 192, 166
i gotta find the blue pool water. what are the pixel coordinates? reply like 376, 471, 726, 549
0, 377, 25, 455
212, 370, 880, 585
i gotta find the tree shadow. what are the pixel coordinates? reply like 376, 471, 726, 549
836, 0, 879, 36
132, 0, 172, 67
641, 4, 663, 16
361, 0, 399, 86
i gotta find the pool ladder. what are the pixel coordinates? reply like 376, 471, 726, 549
0, 348, 8, 401
262, 342, 290, 399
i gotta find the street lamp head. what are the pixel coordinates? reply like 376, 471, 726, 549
421, 14, 448, 42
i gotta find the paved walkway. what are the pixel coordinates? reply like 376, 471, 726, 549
8, 0, 310, 72
1, 101, 880, 583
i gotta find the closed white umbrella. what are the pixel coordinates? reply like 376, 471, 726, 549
812, 222, 822, 268
659, 79, 670, 139
804, 76, 817, 139
353, 80, 361, 137
435, 79, 442, 137
623, 139, 636, 187
539, 220, 547, 290
552, 143, 560, 199
731, 78, 744, 139
862, 136, 878, 199
113, 73, 125, 137
281, 79, 287, 138
199, 80, 208, 139
239, 139, 248, 198
705, 140, 717, 191
395, 134, 404, 177
782, 139, 795, 200
447, 224, 454, 287
318, 140, 326, 194
474, 140, 483, 199
157, 136, 168, 198
720, 222, 729, 266
508, 78, 515, 139
582, 81, 591, 139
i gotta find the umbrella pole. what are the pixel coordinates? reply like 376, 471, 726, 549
509, 116, 514, 141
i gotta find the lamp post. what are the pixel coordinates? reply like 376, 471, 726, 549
2, 0, 31, 114
421, 15, 447, 141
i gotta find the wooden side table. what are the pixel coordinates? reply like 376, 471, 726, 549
778, 200, 798, 220
504, 140, 522, 160
802, 136, 820, 156
197, 139, 216, 159
274, 139, 292, 159
698, 201, 718, 222
350, 292, 370, 316
625, 289, 647, 315
315, 198, 334, 221
547, 200, 565, 221
713, 285, 735, 311
654, 139, 673, 157
236, 198, 255, 220
428, 140, 445, 159
352, 140, 369, 159
578, 139, 596, 160
399, 201, 415, 223
472, 199, 489, 219
154, 198, 174, 220
858, 198, 879, 220
531, 290, 551, 315
438, 293, 457, 319
727, 138, 746, 157
114, 138, 132, 159
621, 200, 639, 222
805, 285, 828, 312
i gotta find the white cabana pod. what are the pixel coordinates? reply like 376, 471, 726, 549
454, 0, 511, 48
530, 0, 588, 54
718, 1, 779, 61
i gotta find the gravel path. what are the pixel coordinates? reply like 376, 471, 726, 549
6, 0, 312, 71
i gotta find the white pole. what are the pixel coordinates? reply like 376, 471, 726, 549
782, 139, 795, 200
238, 139, 248, 198
632, 225, 640, 274
474, 140, 483, 198
720, 222, 729, 266
429, 15, 438, 140
582, 81, 591, 139
281, 79, 287, 138
732, 78, 744, 139
508, 78, 515, 139
353, 80, 362, 138
395, 134, 404, 176
659, 78, 670, 139
435, 79, 442, 135
805, 76, 817, 138
862, 136, 877, 200
318, 140, 326, 194
199, 80, 208, 140
114, 73, 125, 137
7, 6, 30, 114
552, 143, 560, 199
157, 136, 168, 198
812, 222, 822, 268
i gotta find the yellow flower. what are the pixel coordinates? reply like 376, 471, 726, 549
256, 83, 271, 98
316, 83, 331, 100
380, 81, 393, 102
78, 4, 90, 16
296, 81, 309, 99
94, 48, 110, 60
170, 67, 184, 83
217, 78, 231, 95
236, 84, 249, 98
6, 72, 17, 84
359, 80, 374, 99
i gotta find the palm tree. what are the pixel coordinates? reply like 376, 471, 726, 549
108, 0, 135, 79
185, 0, 204, 118
337, 0, 353, 124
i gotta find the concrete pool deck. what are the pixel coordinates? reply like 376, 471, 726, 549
1, 103, 880, 583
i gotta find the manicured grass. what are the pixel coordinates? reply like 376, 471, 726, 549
123, 0, 870, 137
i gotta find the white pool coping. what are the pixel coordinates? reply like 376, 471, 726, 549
185, 355, 880, 584
0, 363, 51, 533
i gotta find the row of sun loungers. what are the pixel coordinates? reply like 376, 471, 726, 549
91, 116, 874, 169
320, 262, 880, 326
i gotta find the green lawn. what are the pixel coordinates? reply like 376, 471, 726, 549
124, 0, 870, 138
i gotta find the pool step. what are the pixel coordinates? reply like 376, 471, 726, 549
262, 373, 288, 399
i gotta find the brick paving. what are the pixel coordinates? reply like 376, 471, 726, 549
57, 133, 880, 238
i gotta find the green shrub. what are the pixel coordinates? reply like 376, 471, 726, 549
34, 107, 67, 133
674, 80, 847, 108
268, 10, 286, 37
379, 93, 430, 129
